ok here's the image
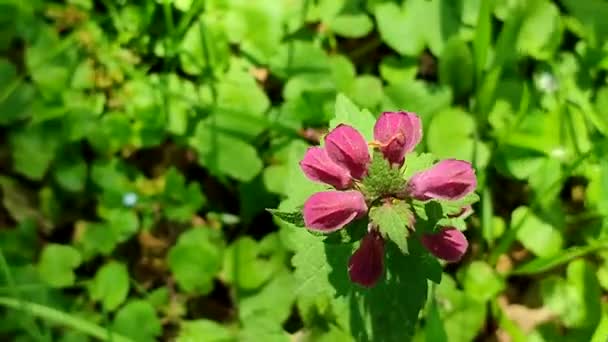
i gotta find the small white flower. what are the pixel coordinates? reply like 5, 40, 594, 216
550, 147, 567, 160
536, 72, 559, 93
122, 192, 138, 207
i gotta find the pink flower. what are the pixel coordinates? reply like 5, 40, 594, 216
325, 124, 370, 179
407, 159, 476, 201
300, 124, 371, 232
300, 147, 352, 190
373, 111, 422, 166
303, 191, 368, 232
348, 229, 384, 288
421, 227, 468, 262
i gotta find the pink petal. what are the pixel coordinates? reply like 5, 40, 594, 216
407, 159, 477, 201
303, 191, 368, 232
348, 230, 384, 288
324, 124, 370, 179
373, 111, 422, 166
300, 147, 352, 189
421, 227, 468, 262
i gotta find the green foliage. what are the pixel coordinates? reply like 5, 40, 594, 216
88, 261, 130, 312
168, 228, 224, 294
369, 200, 412, 254
1, 0, 608, 341
37, 244, 82, 288
112, 300, 162, 342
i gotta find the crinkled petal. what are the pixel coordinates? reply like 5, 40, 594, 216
421, 227, 468, 262
300, 147, 352, 189
303, 190, 368, 232
348, 230, 384, 287
373, 111, 422, 166
325, 124, 370, 179
407, 159, 477, 201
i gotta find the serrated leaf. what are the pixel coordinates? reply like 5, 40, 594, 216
288, 224, 434, 341
369, 201, 411, 254
402, 152, 437, 179
267, 208, 305, 227
330, 93, 376, 142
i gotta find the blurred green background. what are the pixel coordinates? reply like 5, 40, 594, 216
1, 0, 608, 341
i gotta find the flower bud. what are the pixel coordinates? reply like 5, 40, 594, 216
325, 124, 370, 179
300, 147, 352, 189
373, 111, 422, 166
303, 190, 368, 232
407, 159, 476, 201
421, 227, 468, 262
348, 230, 384, 287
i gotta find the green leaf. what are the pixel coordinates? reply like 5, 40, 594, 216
288, 224, 434, 341
266, 209, 305, 227
439, 38, 474, 99
460, 261, 505, 303
381, 80, 452, 122
88, 261, 130, 312
375, 0, 461, 56
541, 260, 602, 328
113, 300, 161, 342
239, 270, 295, 324
37, 244, 82, 288
177, 320, 235, 342
347, 75, 383, 110
239, 314, 290, 342
162, 168, 206, 222
427, 108, 490, 169
329, 14, 373, 38
472, 0, 492, 83
512, 206, 563, 257
517, 0, 562, 60
435, 275, 487, 342
179, 15, 229, 76
375, 3, 425, 56
369, 200, 411, 254
223, 234, 287, 290
402, 152, 437, 179
513, 243, 605, 275
99, 208, 140, 244
168, 228, 224, 294
0, 59, 34, 125
425, 295, 448, 342
379, 56, 418, 84
9, 123, 60, 180
189, 122, 263, 182
53, 148, 87, 192
330, 93, 376, 142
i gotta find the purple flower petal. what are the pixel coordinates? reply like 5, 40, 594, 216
348, 230, 384, 288
303, 190, 368, 232
407, 159, 477, 201
300, 147, 352, 189
324, 124, 370, 179
373, 111, 422, 166
421, 227, 468, 262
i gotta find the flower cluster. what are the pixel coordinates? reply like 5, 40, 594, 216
299, 111, 477, 287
